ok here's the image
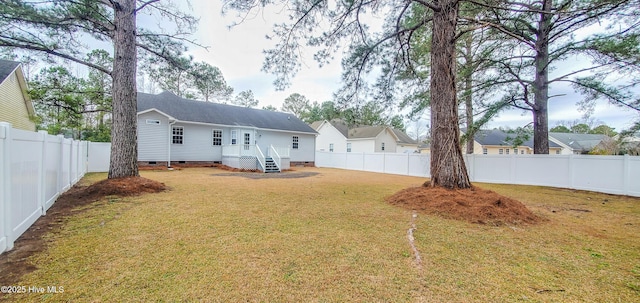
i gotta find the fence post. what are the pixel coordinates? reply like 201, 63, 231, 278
0, 122, 13, 251
623, 154, 630, 195
57, 135, 64, 193
568, 154, 575, 190
38, 130, 48, 215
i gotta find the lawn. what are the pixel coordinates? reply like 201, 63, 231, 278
2, 167, 639, 302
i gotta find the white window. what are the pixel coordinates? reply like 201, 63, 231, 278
521, 150, 525, 154
506, 149, 510, 155
381, 142, 385, 151
514, 149, 518, 155
230, 130, 237, 145
244, 133, 251, 150
555, 150, 560, 155
347, 143, 352, 153
146, 119, 161, 125
292, 136, 299, 149
212, 129, 222, 146
482, 148, 487, 155
499, 149, 503, 155
172, 126, 183, 144
329, 143, 334, 152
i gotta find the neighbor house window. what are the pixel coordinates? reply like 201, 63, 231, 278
230, 130, 237, 145
506, 149, 510, 155
482, 148, 487, 155
347, 143, 352, 152
514, 148, 518, 154
329, 143, 334, 152
499, 149, 503, 155
172, 126, 183, 144
146, 119, 160, 125
212, 129, 222, 146
292, 136, 299, 149
521, 150, 525, 154
381, 142, 385, 151
556, 150, 560, 155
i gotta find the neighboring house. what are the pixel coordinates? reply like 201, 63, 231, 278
0, 59, 35, 131
472, 129, 563, 155
137, 91, 317, 172
549, 132, 610, 155
311, 119, 419, 153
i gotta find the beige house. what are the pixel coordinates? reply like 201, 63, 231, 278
472, 129, 563, 155
0, 60, 35, 131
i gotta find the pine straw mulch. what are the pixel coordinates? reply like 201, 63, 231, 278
0, 176, 166, 286
386, 183, 541, 226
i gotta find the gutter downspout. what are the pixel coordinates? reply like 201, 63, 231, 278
168, 119, 177, 168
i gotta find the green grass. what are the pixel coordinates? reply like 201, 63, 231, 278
5, 167, 640, 302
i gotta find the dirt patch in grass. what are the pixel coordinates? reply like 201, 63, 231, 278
0, 176, 166, 286
386, 184, 541, 225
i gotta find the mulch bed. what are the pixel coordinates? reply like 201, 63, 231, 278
386, 184, 541, 225
0, 176, 166, 286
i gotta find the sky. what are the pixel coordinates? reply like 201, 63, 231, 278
170, 1, 639, 133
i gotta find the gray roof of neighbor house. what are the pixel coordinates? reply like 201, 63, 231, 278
549, 132, 608, 152
311, 119, 417, 144
474, 129, 561, 148
137, 91, 317, 134
0, 59, 20, 83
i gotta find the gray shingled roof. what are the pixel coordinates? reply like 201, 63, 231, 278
391, 128, 418, 145
0, 59, 20, 83
549, 132, 608, 152
474, 129, 561, 148
137, 91, 317, 134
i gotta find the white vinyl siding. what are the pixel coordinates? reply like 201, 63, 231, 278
170, 123, 224, 161
137, 112, 169, 161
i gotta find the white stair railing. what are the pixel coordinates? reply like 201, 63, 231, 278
255, 145, 266, 172
270, 145, 282, 171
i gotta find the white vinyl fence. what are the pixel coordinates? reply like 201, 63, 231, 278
0, 122, 88, 254
316, 151, 640, 197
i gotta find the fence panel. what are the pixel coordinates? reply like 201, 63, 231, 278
383, 153, 409, 175
345, 153, 364, 171
628, 157, 640, 196
9, 129, 43, 241
363, 153, 384, 173
44, 136, 62, 210
0, 123, 90, 254
572, 155, 626, 195
88, 142, 111, 172
408, 154, 429, 177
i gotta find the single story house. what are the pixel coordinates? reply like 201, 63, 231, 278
549, 132, 610, 155
310, 119, 419, 153
0, 59, 35, 131
472, 129, 563, 155
137, 91, 317, 172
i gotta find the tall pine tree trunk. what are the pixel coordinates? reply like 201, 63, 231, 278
533, 0, 552, 154
109, 0, 139, 178
429, 0, 471, 188
463, 33, 475, 154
